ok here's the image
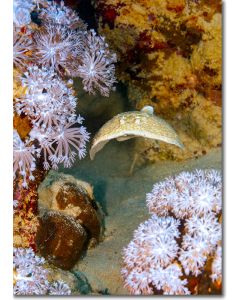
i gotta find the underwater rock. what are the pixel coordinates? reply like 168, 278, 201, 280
38, 171, 104, 246
166, 0, 186, 12
36, 211, 87, 270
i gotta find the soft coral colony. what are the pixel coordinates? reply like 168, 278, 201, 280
121, 169, 222, 295
13, 0, 117, 295
13, 247, 71, 295
13, 0, 117, 188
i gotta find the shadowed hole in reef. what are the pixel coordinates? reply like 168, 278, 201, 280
74, 80, 130, 134
90, 180, 108, 215
62, 0, 98, 30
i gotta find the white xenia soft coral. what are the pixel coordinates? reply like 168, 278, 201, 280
76, 29, 117, 96
15, 67, 77, 128
20, 65, 55, 93
13, 247, 71, 295
28, 116, 89, 171
13, 0, 35, 28
13, 0, 117, 186
13, 30, 33, 69
14, 65, 89, 173
13, 247, 49, 295
33, 23, 82, 73
13, 130, 38, 188
147, 169, 221, 218
39, 0, 86, 29
47, 118, 90, 169
122, 169, 222, 295
211, 245, 222, 283
150, 264, 190, 295
121, 215, 190, 295
48, 280, 71, 295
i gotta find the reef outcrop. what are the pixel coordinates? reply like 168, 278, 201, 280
95, 0, 222, 161
36, 172, 104, 269
36, 211, 87, 270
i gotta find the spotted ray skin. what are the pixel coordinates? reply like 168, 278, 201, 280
90, 106, 184, 160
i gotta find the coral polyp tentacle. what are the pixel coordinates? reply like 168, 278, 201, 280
122, 169, 222, 295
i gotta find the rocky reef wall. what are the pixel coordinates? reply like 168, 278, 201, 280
95, 0, 222, 161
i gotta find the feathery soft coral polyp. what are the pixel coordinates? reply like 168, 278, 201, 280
13, 0, 117, 187
122, 169, 222, 295
13, 247, 71, 295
